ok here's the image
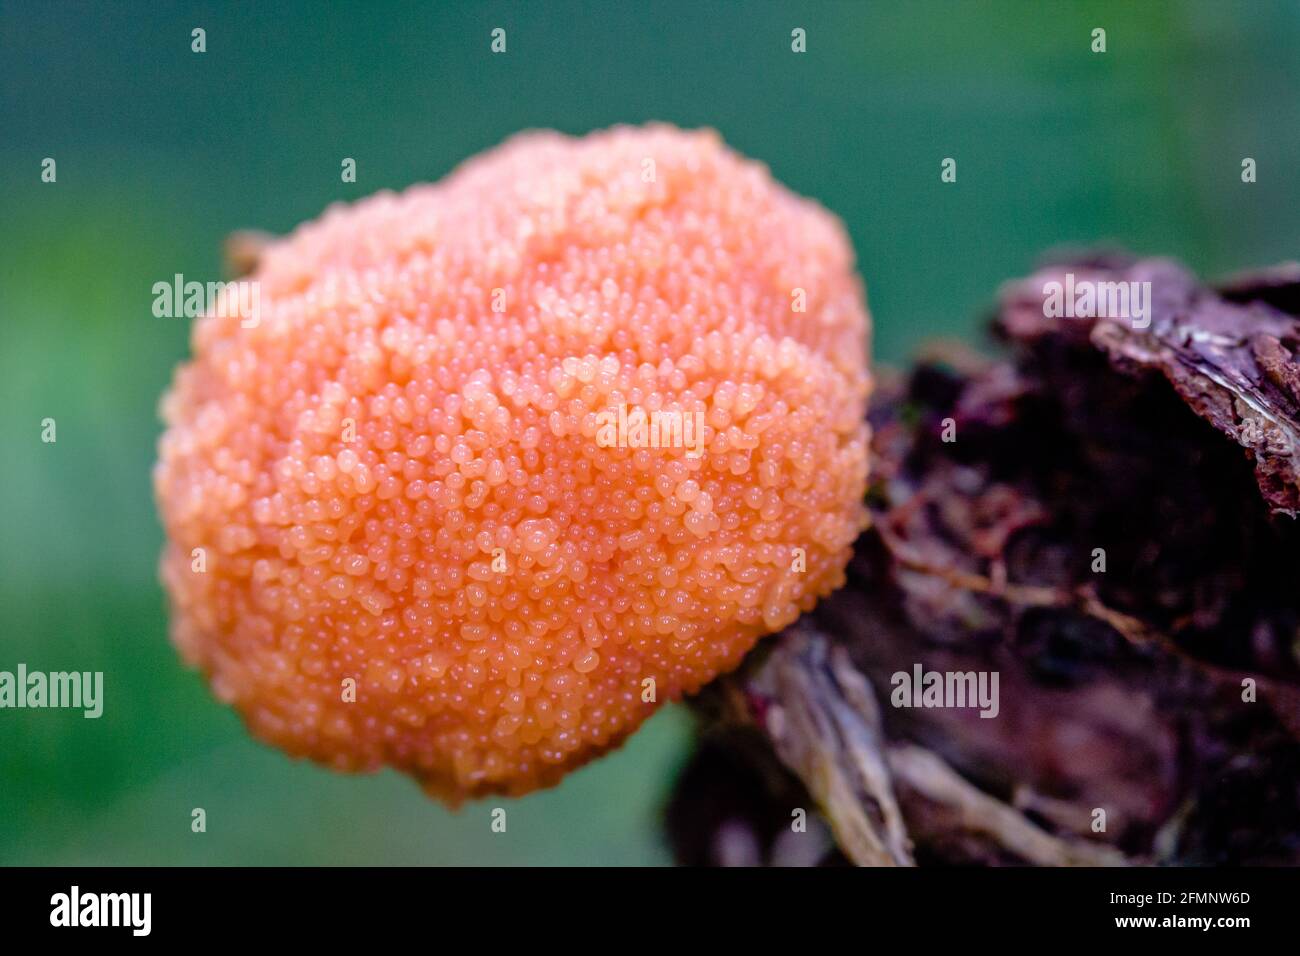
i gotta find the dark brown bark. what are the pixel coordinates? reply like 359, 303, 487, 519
668, 255, 1300, 866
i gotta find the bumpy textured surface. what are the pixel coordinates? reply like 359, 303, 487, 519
154, 124, 872, 800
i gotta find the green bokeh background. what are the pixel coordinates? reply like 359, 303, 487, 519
2, 1, 1297, 865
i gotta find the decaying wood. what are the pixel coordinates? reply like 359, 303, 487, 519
886, 744, 1126, 867
668, 255, 1300, 867
752, 626, 913, 866
1001, 256, 1300, 516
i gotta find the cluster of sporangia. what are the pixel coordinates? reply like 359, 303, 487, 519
155, 124, 873, 801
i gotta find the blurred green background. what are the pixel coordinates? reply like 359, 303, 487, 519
2, 0, 1298, 865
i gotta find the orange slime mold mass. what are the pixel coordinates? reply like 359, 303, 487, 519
154, 124, 872, 801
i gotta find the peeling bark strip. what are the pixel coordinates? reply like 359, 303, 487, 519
751, 626, 914, 866
671, 255, 1300, 867
1001, 256, 1300, 516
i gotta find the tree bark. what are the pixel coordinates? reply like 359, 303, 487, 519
668, 254, 1300, 866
